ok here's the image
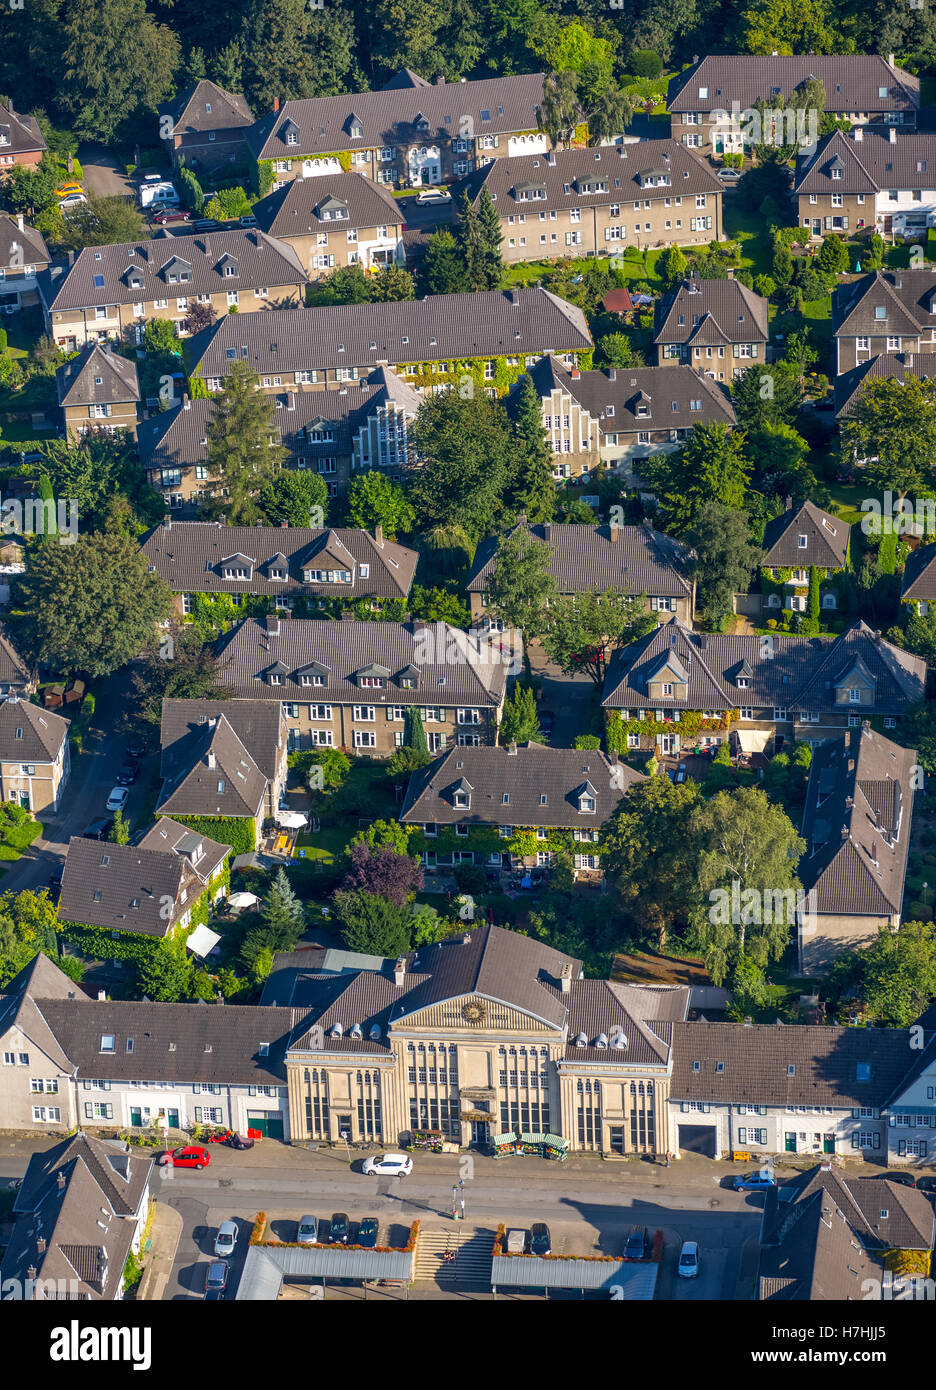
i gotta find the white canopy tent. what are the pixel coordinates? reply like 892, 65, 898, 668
275, 811, 308, 829
185, 924, 221, 958
734, 729, 773, 754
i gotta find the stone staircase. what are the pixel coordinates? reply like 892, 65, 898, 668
414, 1225, 495, 1291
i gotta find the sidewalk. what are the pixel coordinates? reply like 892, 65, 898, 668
137, 1201, 183, 1302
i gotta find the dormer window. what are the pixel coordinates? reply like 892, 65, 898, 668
579, 794, 596, 814
350, 119, 363, 139
848, 687, 861, 702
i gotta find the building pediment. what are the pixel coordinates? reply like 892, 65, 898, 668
396, 993, 560, 1033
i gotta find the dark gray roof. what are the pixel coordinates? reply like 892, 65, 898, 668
141, 520, 419, 601
653, 276, 768, 346
253, 172, 403, 238
795, 129, 936, 195
761, 501, 849, 568
14, 1131, 150, 1221
758, 1186, 883, 1301
0, 212, 50, 273
400, 741, 644, 829
0, 698, 68, 761
0, 953, 89, 1075
515, 355, 736, 435
0, 101, 47, 157
833, 268, 936, 340
667, 55, 919, 115
559, 978, 685, 1064
214, 615, 508, 707
160, 698, 286, 783
185, 288, 592, 381
248, 71, 546, 161
834, 351, 932, 418
902, 538, 936, 601
43, 229, 307, 313
799, 724, 915, 917
778, 1166, 935, 1251
671, 1020, 912, 1107
602, 616, 926, 717
0, 625, 34, 689
157, 711, 267, 820
466, 519, 694, 599
56, 344, 140, 409
159, 79, 253, 134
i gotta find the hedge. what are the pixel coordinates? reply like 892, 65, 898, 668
62, 921, 166, 967
171, 815, 256, 855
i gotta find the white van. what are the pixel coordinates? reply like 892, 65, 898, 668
140, 178, 179, 208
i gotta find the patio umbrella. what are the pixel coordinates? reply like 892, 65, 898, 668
275, 811, 308, 828
228, 891, 261, 908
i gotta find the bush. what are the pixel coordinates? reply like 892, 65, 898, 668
453, 863, 488, 895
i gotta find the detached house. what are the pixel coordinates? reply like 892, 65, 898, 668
0, 212, 50, 311
832, 267, 936, 374
901, 539, 936, 614
757, 500, 850, 618
795, 128, 936, 240
0, 699, 70, 814
0, 100, 47, 174
455, 141, 722, 259
40, 230, 307, 352
653, 276, 768, 380
158, 79, 254, 173
252, 172, 405, 277
834, 349, 932, 419
55, 344, 141, 439
400, 741, 644, 883
466, 520, 695, 631
797, 723, 915, 975
213, 613, 508, 755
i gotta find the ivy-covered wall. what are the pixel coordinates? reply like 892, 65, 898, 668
605, 709, 736, 753
62, 863, 230, 962
172, 815, 256, 855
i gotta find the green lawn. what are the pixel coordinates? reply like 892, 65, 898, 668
4, 309, 45, 358
500, 248, 665, 291
823, 482, 887, 527
294, 824, 354, 864
722, 202, 773, 279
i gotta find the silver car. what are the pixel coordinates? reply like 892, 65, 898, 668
214, 1220, 238, 1257
297, 1215, 318, 1245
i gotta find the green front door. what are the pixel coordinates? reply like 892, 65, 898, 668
168, 1109, 179, 1129
130, 1108, 142, 1127
247, 1112, 284, 1140
785, 1132, 797, 1152
824, 1134, 835, 1154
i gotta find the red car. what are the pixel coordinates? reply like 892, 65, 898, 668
157, 1145, 210, 1169
154, 209, 190, 224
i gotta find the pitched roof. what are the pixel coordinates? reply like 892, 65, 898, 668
559, 978, 685, 1063
833, 268, 936, 340
834, 350, 933, 418
56, 344, 140, 409
160, 698, 285, 783
14, 1131, 150, 1220
248, 72, 546, 161
902, 538, 936, 600
466, 519, 693, 599
777, 1165, 935, 1251
157, 711, 267, 821
400, 741, 644, 829
0, 212, 50, 273
0, 953, 88, 1074
667, 55, 919, 115
761, 501, 850, 568
0, 698, 68, 761
0, 625, 34, 690
159, 79, 254, 134
799, 724, 915, 917
141, 520, 419, 601
515, 354, 736, 436
795, 129, 936, 195
252, 171, 403, 238
0, 101, 47, 157
758, 1185, 883, 1300
42, 229, 307, 313
653, 276, 768, 346
185, 287, 592, 381
213, 616, 508, 707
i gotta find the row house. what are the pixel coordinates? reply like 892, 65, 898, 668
183, 287, 593, 396
832, 267, 936, 374
55, 344, 141, 439
455, 141, 722, 258
0, 212, 50, 311
40, 230, 308, 353
653, 276, 768, 381
798, 724, 915, 975
757, 500, 850, 619
253, 171, 405, 278
247, 69, 548, 192
137, 367, 422, 510
213, 613, 508, 755
465, 520, 695, 631
141, 518, 418, 615
508, 354, 736, 484
795, 128, 936, 239
667, 54, 919, 159
400, 741, 645, 882
834, 348, 931, 419
0, 100, 47, 174
157, 702, 290, 845
158, 79, 255, 173
0, 698, 69, 815
601, 616, 926, 758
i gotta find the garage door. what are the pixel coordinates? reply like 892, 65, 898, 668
678, 1124, 717, 1157
247, 1111, 284, 1140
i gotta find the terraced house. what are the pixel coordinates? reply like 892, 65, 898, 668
510, 355, 735, 483
40, 230, 308, 352
901, 539, 936, 614
455, 140, 722, 258
0, 212, 50, 311
653, 276, 768, 381
666, 54, 919, 159
141, 519, 419, 615
213, 613, 508, 755
183, 287, 592, 396
0, 699, 69, 815
754, 500, 850, 619
466, 520, 695, 631
601, 616, 926, 759
252, 171, 405, 277
832, 267, 936, 374
137, 368, 422, 509
247, 69, 548, 191
55, 344, 141, 439
795, 128, 936, 239
400, 741, 644, 884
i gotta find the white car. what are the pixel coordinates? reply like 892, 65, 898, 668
416, 188, 451, 204
214, 1220, 238, 1257
362, 1152, 413, 1178
57, 192, 88, 210
677, 1240, 700, 1278
105, 786, 129, 812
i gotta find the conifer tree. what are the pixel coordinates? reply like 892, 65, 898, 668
204, 362, 288, 523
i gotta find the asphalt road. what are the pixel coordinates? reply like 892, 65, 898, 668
77, 144, 140, 200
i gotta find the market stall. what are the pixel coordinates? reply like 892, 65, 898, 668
490, 1131, 569, 1161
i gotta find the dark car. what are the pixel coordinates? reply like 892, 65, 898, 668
226, 1132, 255, 1150
83, 818, 113, 841
48, 869, 63, 891
192, 218, 220, 231
357, 1217, 379, 1248
538, 711, 554, 736
115, 761, 140, 786
625, 1225, 649, 1260
126, 740, 147, 759
329, 1212, 350, 1244
204, 1261, 227, 1299
530, 1222, 551, 1256
153, 208, 190, 224
915, 1176, 936, 1193
879, 1172, 917, 1189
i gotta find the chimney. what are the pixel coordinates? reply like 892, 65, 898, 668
542, 521, 552, 542
36, 1237, 46, 1254
743, 1016, 753, 1026
97, 989, 106, 1001
15, 214, 23, 233
610, 521, 620, 542
273, 97, 280, 113
608, 368, 616, 381
394, 956, 406, 987
888, 52, 895, 67
267, 613, 280, 636
506, 289, 519, 304
570, 368, 580, 379
560, 962, 573, 994
889, 126, 897, 144
182, 394, 191, 411
374, 522, 384, 548
66, 250, 75, 268
57, 1171, 66, 1191
507, 739, 517, 755
853, 126, 863, 142
285, 390, 296, 411
207, 751, 216, 769
435, 74, 445, 85
163, 513, 172, 530
26, 1265, 36, 1282
280, 519, 289, 528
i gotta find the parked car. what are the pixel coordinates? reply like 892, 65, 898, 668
54, 182, 84, 198
530, 1222, 551, 1256
297, 1214, 319, 1246
878, 1172, 917, 1189
83, 818, 113, 841
105, 786, 129, 812
732, 1170, 777, 1192
677, 1240, 700, 1278
416, 187, 451, 204
154, 208, 191, 224
56, 191, 88, 210
214, 1220, 238, 1257
225, 1132, 255, 1150
538, 710, 555, 736
357, 1217, 379, 1248
362, 1152, 413, 1177
625, 1225, 650, 1260
115, 761, 140, 786
204, 1261, 227, 1299
239, 214, 257, 227
158, 1145, 210, 1169
914, 1176, 936, 1193
506, 1228, 526, 1254
329, 1212, 350, 1244
48, 869, 63, 892
126, 740, 147, 759
192, 219, 220, 231
717, 167, 742, 182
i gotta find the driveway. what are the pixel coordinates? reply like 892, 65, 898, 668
527, 639, 596, 748
77, 144, 139, 200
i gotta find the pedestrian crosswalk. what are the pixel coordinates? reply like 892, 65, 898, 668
414, 1226, 495, 1290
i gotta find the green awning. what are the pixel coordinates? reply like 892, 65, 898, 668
543, 1134, 569, 1149
493, 1132, 517, 1145
520, 1133, 547, 1143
